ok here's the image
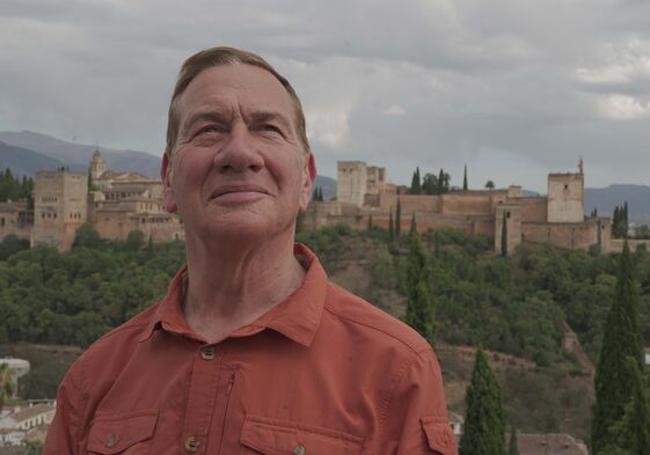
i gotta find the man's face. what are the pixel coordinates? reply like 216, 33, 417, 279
161, 63, 316, 241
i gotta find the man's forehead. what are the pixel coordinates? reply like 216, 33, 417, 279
176, 64, 295, 120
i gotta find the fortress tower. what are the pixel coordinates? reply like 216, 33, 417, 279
31, 168, 88, 251
547, 172, 584, 223
337, 161, 368, 207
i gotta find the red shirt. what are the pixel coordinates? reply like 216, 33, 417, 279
44, 244, 455, 454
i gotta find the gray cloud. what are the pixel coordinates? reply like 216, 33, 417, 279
1, 0, 649, 193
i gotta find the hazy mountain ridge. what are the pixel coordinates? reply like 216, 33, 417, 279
0, 130, 162, 178
0, 140, 64, 177
585, 184, 650, 223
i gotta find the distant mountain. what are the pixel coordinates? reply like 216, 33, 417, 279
0, 130, 161, 178
585, 184, 650, 223
0, 141, 64, 177
315, 175, 336, 200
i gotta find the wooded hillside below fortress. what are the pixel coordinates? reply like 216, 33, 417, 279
1, 152, 648, 254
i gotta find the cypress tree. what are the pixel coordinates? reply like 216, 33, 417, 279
460, 349, 506, 455
395, 198, 402, 239
501, 211, 508, 257
410, 167, 422, 194
624, 201, 629, 237
508, 427, 519, 455
367, 215, 373, 230
388, 209, 395, 243
404, 233, 434, 343
409, 212, 417, 237
463, 164, 468, 191
591, 241, 644, 454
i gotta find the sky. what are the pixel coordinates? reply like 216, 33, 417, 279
1, 0, 649, 193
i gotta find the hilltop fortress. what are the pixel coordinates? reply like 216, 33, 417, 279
305, 160, 637, 255
0, 154, 643, 254
0, 150, 184, 251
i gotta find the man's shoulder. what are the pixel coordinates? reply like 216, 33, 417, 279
76, 304, 159, 364
323, 281, 431, 357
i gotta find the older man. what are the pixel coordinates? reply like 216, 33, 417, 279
44, 47, 455, 455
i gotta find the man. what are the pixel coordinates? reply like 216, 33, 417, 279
44, 47, 455, 454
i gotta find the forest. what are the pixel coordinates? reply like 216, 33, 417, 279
1, 223, 649, 365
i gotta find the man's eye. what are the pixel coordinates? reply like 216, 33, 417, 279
259, 124, 283, 135
196, 125, 226, 136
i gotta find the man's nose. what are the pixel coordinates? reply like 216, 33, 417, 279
213, 124, 264, 173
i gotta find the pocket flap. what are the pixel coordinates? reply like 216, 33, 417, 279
87, 410, 158, 454
421, 416, 457, 455
240, 415, 363, 455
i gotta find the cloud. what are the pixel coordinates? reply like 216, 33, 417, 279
597, 94, 650, 119
382, 105, 406, 116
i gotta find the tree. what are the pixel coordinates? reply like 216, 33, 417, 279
460, 349, 506, 455
73, 223, 103, 249
501, 211, 508, 257
591, 241, 644, 454
410, 167, 422, 194
409, 212, 417, 237
422, 173, 438, 194
463, 164, 468, 191
395, 198, 402, 239
0, 362, 13, 409
485, 180, 495, 190
388, 209, 395, 243
404, 233, 434, 343
367, 215, 373, 230
508, 427, 519, 455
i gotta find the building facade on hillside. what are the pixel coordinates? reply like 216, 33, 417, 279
0, 151, 184, 251
87, 151, 184, 244
306, 160, 635, 254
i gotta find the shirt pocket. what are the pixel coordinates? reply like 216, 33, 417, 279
239, 415, 364, 455
86, 409, 158, 455
420, 416, 457, 455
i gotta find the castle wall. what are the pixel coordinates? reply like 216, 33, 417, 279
0, 202, 33, 240
518, 197, 548, 223
337, 161, 367, 207
522, 220, 600, 251
607, 238, 650, 254
440, 193, 494, 216
547, 173, 584, 223
94, 210, 184, 242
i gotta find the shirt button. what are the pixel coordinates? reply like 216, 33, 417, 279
184, 436, 201, 453
293, 444, 306, 455
105, 433, 118, 448
200, 346, 215, 360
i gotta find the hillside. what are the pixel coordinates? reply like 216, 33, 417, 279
0, 141, 63, 177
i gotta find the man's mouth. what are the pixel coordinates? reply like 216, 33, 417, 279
209, 185, 269, 201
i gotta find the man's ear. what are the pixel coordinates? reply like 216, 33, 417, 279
161, 149, 178, 213
299, 152, 317, 212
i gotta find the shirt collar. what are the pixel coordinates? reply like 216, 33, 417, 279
138, 243, 327, 347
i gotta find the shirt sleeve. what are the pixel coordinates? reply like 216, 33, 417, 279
43, 359, 88, 455
382, 346, 457, 455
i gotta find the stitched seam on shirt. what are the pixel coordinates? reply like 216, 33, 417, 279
323, 306, 428, 359
378, 353, 416, 426
75, 354, 91, 451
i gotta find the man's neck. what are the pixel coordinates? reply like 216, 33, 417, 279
182, 233, 305, 344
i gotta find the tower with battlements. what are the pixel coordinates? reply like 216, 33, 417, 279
31, 168, 88, 251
